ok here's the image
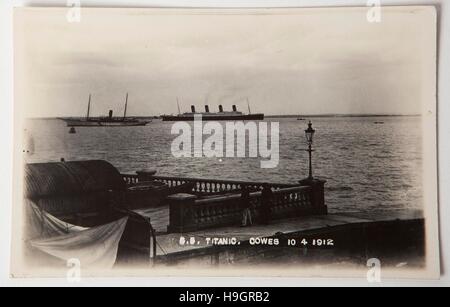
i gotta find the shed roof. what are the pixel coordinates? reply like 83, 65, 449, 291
25, 160, 126, 199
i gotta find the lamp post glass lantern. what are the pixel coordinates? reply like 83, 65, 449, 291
305, 121, 315, 179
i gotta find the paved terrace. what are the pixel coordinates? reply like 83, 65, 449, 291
133, 207, 423, 257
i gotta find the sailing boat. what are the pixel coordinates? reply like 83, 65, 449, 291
61, 94, 151, 127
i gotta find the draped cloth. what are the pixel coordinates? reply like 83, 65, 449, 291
25, 200, 88, 240
25, 200, 128, 269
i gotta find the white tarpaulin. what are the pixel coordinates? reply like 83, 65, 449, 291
25, 201, 88, 240
26, 200, 128, 269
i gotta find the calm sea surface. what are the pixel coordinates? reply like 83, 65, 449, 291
24, 117, 423, 214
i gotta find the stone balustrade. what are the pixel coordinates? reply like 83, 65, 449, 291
122, 173, 139, 185
167, 182, 327, 233
122, 170, 298, 196
122, 170, 327, 233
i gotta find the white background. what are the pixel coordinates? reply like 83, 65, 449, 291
1, 0, 448, 287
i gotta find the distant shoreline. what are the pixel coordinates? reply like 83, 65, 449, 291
265, 114, 421, 119
28, 114, 421, 120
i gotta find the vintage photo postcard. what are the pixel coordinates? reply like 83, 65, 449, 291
11, 6, 439, 279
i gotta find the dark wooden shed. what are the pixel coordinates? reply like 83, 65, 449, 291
25, 160, 126, 227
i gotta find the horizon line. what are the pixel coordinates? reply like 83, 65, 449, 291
27, 113, 422, 120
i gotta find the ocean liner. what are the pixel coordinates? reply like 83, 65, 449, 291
161, 103, 264, 122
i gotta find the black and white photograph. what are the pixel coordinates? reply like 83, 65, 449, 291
6, 4, 443, 283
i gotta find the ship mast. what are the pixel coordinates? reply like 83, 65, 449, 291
247, 97, 252, 114
86, 94, 91, 120
123, 93, 128, 119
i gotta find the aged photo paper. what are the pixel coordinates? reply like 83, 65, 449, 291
11, 6, 440, 279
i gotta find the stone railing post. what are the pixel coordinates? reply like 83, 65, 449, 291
299, 178, 327, 215
167, 193, 198, 233
136, 169, 157, 182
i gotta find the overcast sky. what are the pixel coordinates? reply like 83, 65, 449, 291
15, 7, 436, 117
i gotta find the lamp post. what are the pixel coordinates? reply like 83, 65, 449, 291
300, 120, 327, 215
305, 121, 316, 180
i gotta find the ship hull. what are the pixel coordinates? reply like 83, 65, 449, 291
61, 119, 150, 127
161, 114, 265, 121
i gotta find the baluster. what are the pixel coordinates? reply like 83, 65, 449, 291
207, 206, 212, 222
210, 205, 216, 221
205, 206, 210, 222
215, 205, 221, 217
192, 208, 198, 224
202, 207, 207, 223
210, 205, 214, 222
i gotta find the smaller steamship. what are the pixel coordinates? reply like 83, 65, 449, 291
61, 94, 151, 127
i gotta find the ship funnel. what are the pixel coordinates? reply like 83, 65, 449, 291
191, 105, 196, 113
232, 105, 237, 112
205, 105, 210, 113
219, 105, 224, 112
109, 110, 113, 119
